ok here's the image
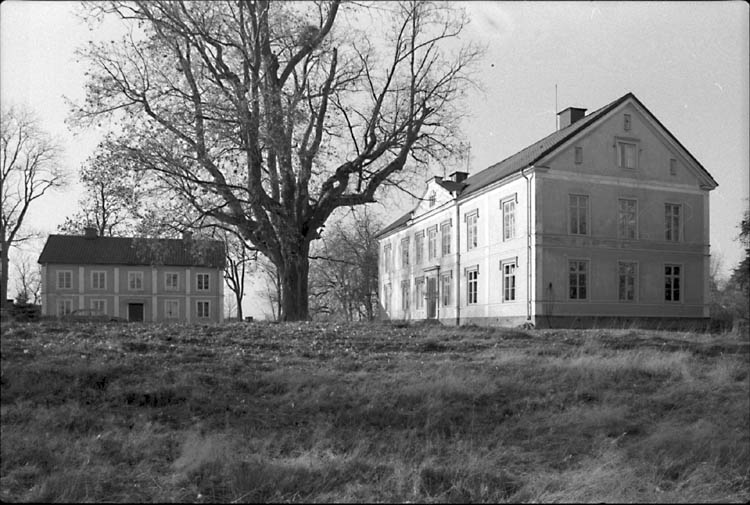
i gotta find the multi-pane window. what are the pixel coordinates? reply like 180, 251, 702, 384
665, 265, 681, 302
91, 299, 106, 313
466, 212, 478, 250
441, 221, 451, 256
401, 280, 410, 311
569, 260, 588, 300
165, 300, 179, 319
618, 199, 638, 240
196, 301, 210, 318
441, 273, 452, 306
383, 244, 392, 272
467, 268, 478, 304
128, 271, 143, 290
197, 273, 210, 291
91, 271, 106, 290
502, 198, 516, 241
415, 277, 425, 309
665, 204, 681, 242
414, 232, 424, 264
400, 237, 410, 268
502, 261, 516, 301
427, 227, 438, 260
57, 299, 73, 316
57, 271, 72, 289
165, 272, 179, 290
569, 195, 589, 235
574, 146, 583, 164
618, 141, 637, 169
428, 191, 436, 208
618, 261, 637, 302
624, 114, 632, 131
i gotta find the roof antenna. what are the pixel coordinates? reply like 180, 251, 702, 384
555, 83, 558, 130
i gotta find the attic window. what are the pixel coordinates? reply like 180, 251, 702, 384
428, 191, 436, 208
669, 158, 677, 176
624, 114, 632, 131
574, 146, 583, 164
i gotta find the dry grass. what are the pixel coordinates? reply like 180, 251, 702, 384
1, 320, 748, 502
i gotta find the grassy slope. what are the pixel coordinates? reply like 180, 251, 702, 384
1, 321, 748, 503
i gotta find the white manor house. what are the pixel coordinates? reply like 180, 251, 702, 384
376, 92, 718, 328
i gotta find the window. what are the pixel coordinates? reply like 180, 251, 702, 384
428, 191, 436, 208
467, 267, 478, 304
441, 273, 452, 306
502, 198, 516, 241
665, 264, 681, 302
569, 195, 589, 235
91, 271, 106, 290
427, 227, 438, 260
57, 299, 73, 316
383, 244, 392, 272
466, 211, 478, 250
57, 271, 72, 289
669, 158, 677, 176
128, 271, 143, 291
574, 146, 583, 164
415, 232, 424, 264
400, 237, 410, 268
624, 114, 631, 131
91, 299, 106, 313
401, 280, 410, 311
665, 203, 681, 242
165, 272, 179, 290
617, 141, 637, 169
415, 277, 425, 309
569, 260, 588, 300
383, 284, 391, 313
197, 273, 210, 291
502, 261, 516, 301
196, 301, 210, 318
618, 199, 638, 240
618, 261, 637, 302
165, 300, 180, 319
441, 221, 452, 256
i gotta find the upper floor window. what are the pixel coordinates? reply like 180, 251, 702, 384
57, 271, 72, 290
466, 267, 478, 304
569, 194, 589, 235
665, 203, 681, 242
414, 232, 424, 264
624, 114, 632, 131
466, 211, 478, 250
427, 226, 438, 260
383, 244, 392, 272
196, 273, 210, 291
569, 260, 588, 300
128, 271, 143, 291
502, 197, 516, 241
664, 264, 681, 302
502, 260, 517, 301
441, 221, 452, 256
165, 272, 179, 290
617, 141, 637, 169
574, 146, 583, 164
400, 237, 410, 268
91, 271, 106, 290
618, 199, 638, 240
618, 261, 637, 302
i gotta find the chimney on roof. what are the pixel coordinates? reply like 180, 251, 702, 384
449, 171, 468, 183
557, 107, 587, 130
182, 230, 193, 242
83, 226, 98, 239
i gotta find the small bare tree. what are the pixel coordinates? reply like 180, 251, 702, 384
13, 253, 41, 305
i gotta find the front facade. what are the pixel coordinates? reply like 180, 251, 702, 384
38, 231, 225, 323
378, 93, 718, 328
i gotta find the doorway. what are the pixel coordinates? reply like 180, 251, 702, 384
426, 277, 437, 319
128, 303, 145, 322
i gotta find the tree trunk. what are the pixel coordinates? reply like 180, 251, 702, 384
1, 243, 9, 307
277, 242, 310, 321
235, 294, 243, 320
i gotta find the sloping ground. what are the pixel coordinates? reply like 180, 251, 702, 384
1, 321, 749, 503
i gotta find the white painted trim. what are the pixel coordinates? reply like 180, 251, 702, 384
152, 295, 158, 321
78, 267, 85, 294
91, 270, 107, 290
114, 295, 120, 317
114, 267, 119, 293
185, 268, 192, 295
538, 169, 708, 195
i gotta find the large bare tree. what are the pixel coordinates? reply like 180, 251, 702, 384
74, 0, 480, 320
1, 106, 64, 306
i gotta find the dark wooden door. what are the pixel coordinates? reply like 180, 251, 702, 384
426, 277, 437, 319
128, 303, 144, 322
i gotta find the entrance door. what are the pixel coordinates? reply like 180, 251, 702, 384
426, 277, 437, 319
128, 303, 145, 322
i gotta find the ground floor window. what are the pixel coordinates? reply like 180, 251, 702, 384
665, 264, 681, 302
196, 301, 210, 319
467, 268, 478, 304
618, 261, 637, 302
415, 277, 425, 310
502, 261, 516, 301
569, 260, 588, 300
91, 299, 107, 313
441, 273, 452, 306
165, 300, 180, 319
57, 299, 73, 316
401, 280, 410, 311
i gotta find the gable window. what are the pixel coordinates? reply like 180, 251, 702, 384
401, 280, 410, 311
466, 211, 478, 250
617, 141, 637, 169
165, 272, 179, 290
57, 270, 72, 290
427, 226, 438, 260
57, 299, 73, 316
664, 264, 681, 302
91, 271, 106, 290
569, 260, 588, 300
574, 146, 583, 164
91, 299, 107, 313
569, 194, 589, 235
415, 277, 425, 310
128, 271, 143, 291
197, 273, 210, 291
618, 199, 638, 240
502, 197, 516, 241
428, 191, 436, 208
618, 261, 637, 302
400, 237, 410, 268
441, 221, 452, 256
196, 300, 211, 318
665, 203, 681, 242
383, 244, 392, 272
466, 267, 478, 304
669, 158, 677, 176
414, 232, 424, 264
441, 273, 452, 306
624, 113, 632, 131
502, 260, 517, 302
165, 300, 180, 319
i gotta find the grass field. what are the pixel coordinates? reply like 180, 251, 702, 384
1, 320, 748, 503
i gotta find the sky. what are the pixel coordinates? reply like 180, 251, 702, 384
1, 1, 748, 318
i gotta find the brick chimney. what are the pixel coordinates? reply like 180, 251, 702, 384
83, 226, 98, 239
449, 171, 468, 183
557, 107, 587, 130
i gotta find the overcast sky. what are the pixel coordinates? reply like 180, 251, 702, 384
1, 1, 748, 316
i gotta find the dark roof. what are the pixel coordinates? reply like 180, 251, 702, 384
38, 235, 226, 268
374, 211, 412, 239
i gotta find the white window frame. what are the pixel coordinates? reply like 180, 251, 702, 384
57, 299, 73, 316
466, 211, 478, 251
196, 300, 211, 319
665, 203, 682, 242
502, 196, 516, 241
501, 259, 517, 302
427, 226, 438, 260
400, 237, 410, 268
466, 266, 479, 305
91, 299, 107, 313
196, 273, 210, 291
165, 272, 180, 291
664, 263, 683, 303
569, 194, 589, 236
441, 220, 452, 256
568, 259, 589, 301
57, 270, 73, 290
618, 198, 638, 240
414, 231, 424, 265
128, 271, 144, 291
415, 277, 425, 310
165, 299, 180, 319
616, 139, 639, 169
618, 261, 638, 303
91, 270, 107, 290
401, 279, 410, 311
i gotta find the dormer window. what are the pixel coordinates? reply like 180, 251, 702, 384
624, 114, 631, 131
